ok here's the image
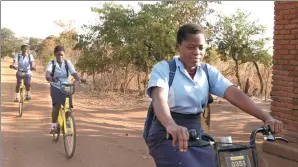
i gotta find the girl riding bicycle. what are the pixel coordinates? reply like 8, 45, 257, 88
144, 23, 283, 167
11, 44, 36, 102
45, 45, 84, 134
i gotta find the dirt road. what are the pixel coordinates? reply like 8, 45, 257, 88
2, 58, 298, 167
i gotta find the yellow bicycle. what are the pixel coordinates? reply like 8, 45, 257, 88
10, 65, 35, 117
51, 77, 86, 159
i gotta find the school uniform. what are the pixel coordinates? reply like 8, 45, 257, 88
14, 53, 34, 86
46, 59, 76, 106
146, 56, 233, 167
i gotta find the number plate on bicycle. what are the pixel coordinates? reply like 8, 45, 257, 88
225, 151, 251, 167
64, 86, 71, 92
17, 71, 26, 78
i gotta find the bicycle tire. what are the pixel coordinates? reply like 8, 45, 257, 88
18, 88, 24, 117
63, 113, 76, 159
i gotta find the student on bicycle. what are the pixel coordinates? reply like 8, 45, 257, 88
145, 23, 283, 167
45, 45, 83, 134
11, 44, 36, 102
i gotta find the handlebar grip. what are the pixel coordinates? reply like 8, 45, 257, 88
9, 65, 17, 70
80, 78, 87, 83
166, 129, 198, 141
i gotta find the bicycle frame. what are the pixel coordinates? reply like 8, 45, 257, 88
50, 77, 85, 159
57, 84, 74, 135
17, 71, 27, 117
10, 65, 31, 104
19, 72, 26, 102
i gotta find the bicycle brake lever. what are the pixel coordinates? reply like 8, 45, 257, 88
275, 137, 289, 143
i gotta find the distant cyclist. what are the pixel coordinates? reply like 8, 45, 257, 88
45, 45, 85, 134
11, 44, 36, 102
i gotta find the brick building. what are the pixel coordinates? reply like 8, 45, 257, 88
262, 1, 298, 162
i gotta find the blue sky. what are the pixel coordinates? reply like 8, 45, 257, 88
1, 1, 274, 51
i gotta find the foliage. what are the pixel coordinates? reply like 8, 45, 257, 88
5, 1, 273, 98
74, 1, 218, 94
1, 28, 24, 58
209, 9, 272, 89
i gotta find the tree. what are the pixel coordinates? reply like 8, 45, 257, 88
54, 20, 80, 63
210, 9, 270, 89
37, 35, 57, 66
160, 1, 220, 28
244, 39, 272, 95
75, 3, 137, 93
28, 37, 43, 57
1, 28, 23, 58
75, 1, 219, 95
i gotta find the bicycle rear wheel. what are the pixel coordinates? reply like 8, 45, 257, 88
63, 113, 76, 159
18, 88, 24, 117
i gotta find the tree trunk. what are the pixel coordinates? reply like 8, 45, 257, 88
125, 73, 136, 94
137, 72, 142, 96
143, 41, 152, 96
143, 69, 149, 96
244, 78, 250, 95
233, 59, 242, 89
122, 64, 129, 95
92, 72, 100, 92
253, 61, 264, 96
264, 68, 271, 102
111, 65, 117, 90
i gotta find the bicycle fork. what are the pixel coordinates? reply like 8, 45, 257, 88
58, 98, 73, 136
20, 80, 25, 101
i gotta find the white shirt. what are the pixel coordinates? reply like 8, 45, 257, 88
13, 53, 34, 75
46, 59, 76, 89
147, 56, 233, 114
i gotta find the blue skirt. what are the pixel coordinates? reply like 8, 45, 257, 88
146, 114, 216, 167
50, 85, 73, 107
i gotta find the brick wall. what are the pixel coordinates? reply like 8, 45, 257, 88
271, 1, 298, 144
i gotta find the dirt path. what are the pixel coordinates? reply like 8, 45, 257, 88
2, 58, 298, 167
1, 59, 154, 167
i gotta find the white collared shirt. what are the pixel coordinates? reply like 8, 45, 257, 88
147, 56, 233, 114
13, 53, 34, 75
46, 59, 76, 89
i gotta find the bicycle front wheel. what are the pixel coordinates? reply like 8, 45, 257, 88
63, 113, 76, 159
18, 88, 24, 117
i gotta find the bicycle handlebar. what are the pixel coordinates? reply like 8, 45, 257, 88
51, 77, 87, 95
249, 126, 288, 145
166, 125, 288, 149
9, 65, 36, 71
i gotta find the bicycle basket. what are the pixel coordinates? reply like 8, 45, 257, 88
216, 145, 253, 167
62, 85, 74, 94
17, 71, 27, 78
